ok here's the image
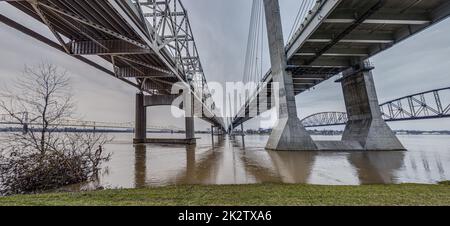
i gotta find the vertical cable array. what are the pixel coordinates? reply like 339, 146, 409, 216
287, 0, 316, 42
242, 0, 318, 92
243, 0, 264, 85
238, 0, 318, 123
243, 0, 266, 97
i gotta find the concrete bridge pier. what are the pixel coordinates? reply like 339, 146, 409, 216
339, 62, 405, 151
134, 92, 147, 144
22, 122, 29, 135
184, 91, 196, 145
263, 0, 316, 151
240, 123, 245, 148
134, 92, 197, 145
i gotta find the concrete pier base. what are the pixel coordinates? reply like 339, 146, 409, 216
184, 92, 196, 145
263, 0, 316, 151
133, 92, 198, 145
338, 64, 405, 151
134, 138, 198, 145
315, 141, 363, 151
134, 93, 147, 144
266, 117, 317, 151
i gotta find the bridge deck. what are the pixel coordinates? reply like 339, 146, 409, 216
3, 0, 224, 127
233, 0, 450, 127
8, 0, 179, 92
286, 0, 450, 95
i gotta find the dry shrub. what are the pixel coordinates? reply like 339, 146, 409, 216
0, 63, 112, 195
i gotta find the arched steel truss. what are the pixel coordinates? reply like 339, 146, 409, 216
302, 87, 450, 127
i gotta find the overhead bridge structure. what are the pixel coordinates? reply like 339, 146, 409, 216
232, 0, 450, 151
301, 87, 450, 127
1, 0, 450, 151
0, 0, 225, 144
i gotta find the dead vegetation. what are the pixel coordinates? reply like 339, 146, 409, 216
0, 63, 111, 195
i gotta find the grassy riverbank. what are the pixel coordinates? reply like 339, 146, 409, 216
1, 182, 449, 206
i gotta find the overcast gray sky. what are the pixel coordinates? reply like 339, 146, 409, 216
0, 1, 449, 131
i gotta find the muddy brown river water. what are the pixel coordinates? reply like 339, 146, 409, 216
69, 133, 450, 190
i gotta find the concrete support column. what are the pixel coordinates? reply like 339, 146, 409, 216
23, 123, 28, 135
340, 63, 405, 151
210, 125, 214, 146
184, 91, 196, 144
23, 112, 29, 135
263, 0, 316, 151
134, 92, 147, 143
241, 123, 245, 148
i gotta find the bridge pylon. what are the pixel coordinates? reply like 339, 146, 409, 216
134, 92, 147, 144
263, 0, 316, 151
133, 91, 198, 145
184, 91, 196, 145
337, 61, 405, 151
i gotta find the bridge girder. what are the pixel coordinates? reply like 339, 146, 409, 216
232, 0, 450, 128
70, 39, 152, 56
1, 0, 225, 129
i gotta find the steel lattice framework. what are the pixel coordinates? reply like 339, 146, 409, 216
138, 0, 210, 98
0, 0, 223, 127
301, 112, 348, 128
301, 87, 450, 127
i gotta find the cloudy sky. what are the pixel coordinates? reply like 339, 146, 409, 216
0, 1, 449, 131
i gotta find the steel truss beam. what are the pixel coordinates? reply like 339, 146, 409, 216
115, 66, 173, 78
1, 0, 225, 128
140, 0, 204, 83
70, 39, 152, 55
301, 87, 450, 127
137, 0, 221, 125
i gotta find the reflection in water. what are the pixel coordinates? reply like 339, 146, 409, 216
90, 134, 450, 189
185, 144, 196, 184
238, 149, 317, 184
134, 145, 147, 188
348, 151, 405, 184
268, 151, 317, 183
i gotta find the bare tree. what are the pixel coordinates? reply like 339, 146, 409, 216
0, 63, 111, 195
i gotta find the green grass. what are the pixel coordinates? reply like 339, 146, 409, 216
0, 183, 449, 206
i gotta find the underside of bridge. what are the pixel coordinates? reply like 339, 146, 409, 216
233, 0, 450, 151
1, 0, 226, 145
134, 91, 197, 145
263, 0, 316, 151
285, 0, 450, 95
